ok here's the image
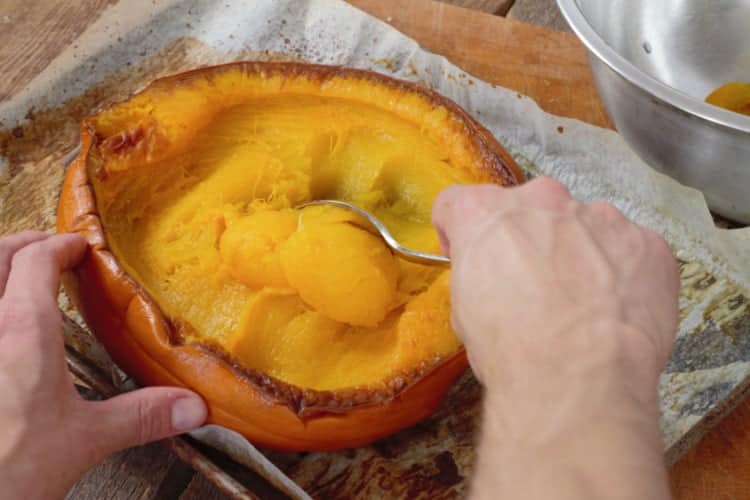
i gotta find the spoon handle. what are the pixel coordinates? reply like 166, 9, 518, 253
296, 200, 450, 266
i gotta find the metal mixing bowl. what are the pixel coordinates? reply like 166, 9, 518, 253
556, 0, 750, 223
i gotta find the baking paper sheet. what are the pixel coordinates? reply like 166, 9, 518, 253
2, 0, 750, 496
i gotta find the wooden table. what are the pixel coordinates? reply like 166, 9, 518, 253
2, 0, 748, 498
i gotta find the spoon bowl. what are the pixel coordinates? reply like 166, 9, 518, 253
296, 200, 450, 266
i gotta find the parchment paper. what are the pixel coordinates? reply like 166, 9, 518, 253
2, 0, 750, 497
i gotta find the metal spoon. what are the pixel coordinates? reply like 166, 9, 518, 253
296, 200, 450, 266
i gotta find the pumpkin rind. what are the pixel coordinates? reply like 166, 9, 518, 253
57, 62, 524, 451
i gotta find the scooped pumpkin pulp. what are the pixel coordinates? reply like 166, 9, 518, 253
91, 75, 484, 392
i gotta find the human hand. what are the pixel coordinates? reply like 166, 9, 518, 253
432, 178, 679, 500
0, 231, 207, 499
433, 177, 679, 400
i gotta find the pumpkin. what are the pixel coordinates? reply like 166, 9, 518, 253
57, 62, 524, 451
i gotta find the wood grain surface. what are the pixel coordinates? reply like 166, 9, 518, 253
351, 0, 610, 127
64, 442, 194, 500
180, 475, 231, 500
670, 403, 750, 498
0, 0, 116, 102
0, 0, 747, 498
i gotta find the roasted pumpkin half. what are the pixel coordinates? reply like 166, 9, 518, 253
57, 62, 524, 451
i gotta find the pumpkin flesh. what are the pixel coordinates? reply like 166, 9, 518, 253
60, 63, 524, 450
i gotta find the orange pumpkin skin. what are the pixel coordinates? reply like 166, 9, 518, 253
57, 62, 524, 451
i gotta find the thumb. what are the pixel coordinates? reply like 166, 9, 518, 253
79, 387, 207, 458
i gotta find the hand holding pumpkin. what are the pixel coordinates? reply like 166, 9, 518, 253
0, 232, 207, 499
432, 176, 679, 500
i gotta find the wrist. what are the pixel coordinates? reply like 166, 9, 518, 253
472, 407, 668, 500
475, 317, 664, 446
476, 317, 663, 408
472, 319, 668, 500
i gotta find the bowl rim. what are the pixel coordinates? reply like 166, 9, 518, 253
556, 0, 750, 135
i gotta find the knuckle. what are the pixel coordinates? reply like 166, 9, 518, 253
134, 398, 157, 445
454, 193, 487, 217
0, 230, 41, 245
439, 185, 505, 223
432, 186, 465, 221
527, 176, 570, 199
643, 229, 680, 278
14, 230, 47, 240
529, 175, 564, 190
11, 243, 45, 266
0, 231, 45, 255
623, 224, 648, 256
589, 201, 625, 222
133, 396, 169, 445
645, 229, 672, 255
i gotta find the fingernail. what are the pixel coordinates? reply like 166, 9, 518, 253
171, 395, 207, 432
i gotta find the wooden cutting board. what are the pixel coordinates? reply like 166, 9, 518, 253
350, 0, 612, 128
1, 0, 747, 498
